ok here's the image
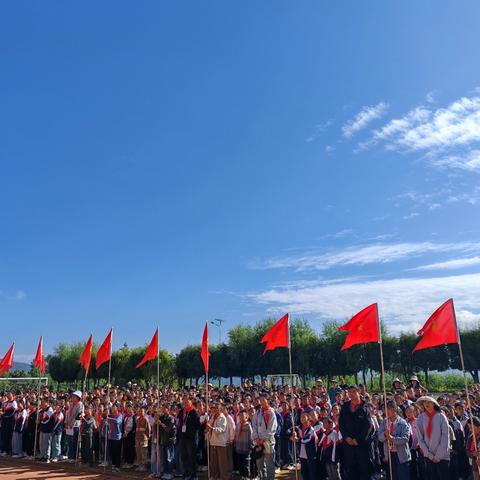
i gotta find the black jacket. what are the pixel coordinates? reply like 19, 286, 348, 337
177, 408, 200, 440
338, 400, 373, 447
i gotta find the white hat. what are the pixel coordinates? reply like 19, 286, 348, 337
72, 390, 83, 399
416, 396, 439, 407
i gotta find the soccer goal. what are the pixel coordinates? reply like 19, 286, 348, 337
0, 377, 49, 391
267, 374, 301, 388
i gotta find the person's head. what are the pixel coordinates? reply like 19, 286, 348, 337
300, 412, 310, 427
454, 402, 465, 418
84, 405, 92, 417
348, 385, 360, 402
138, 406, 146, 418
394, 392, 404, 406
239, 409, 249, 424
322, 416, 334, 431
111, 405, 118, 415
309, 410, 318, 424
421, 399, 439, 414
405, 405, 416, 420
259, 395, 269, 410
17, 400, 24, 411
386, 401, 399, 421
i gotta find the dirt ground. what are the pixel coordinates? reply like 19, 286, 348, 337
0, 457, 297, 480
0, 457, 142, 480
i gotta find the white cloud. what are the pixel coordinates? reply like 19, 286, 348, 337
342, 102, 389, 138
0, 290, 26, 301
253, 242, 480, 272
412, 256, 480, 271
306, 120, 334, 143
364, 95, 480, 171
249, 273, 480, 332
425, 91, 436, 104
402, 212, 420, 220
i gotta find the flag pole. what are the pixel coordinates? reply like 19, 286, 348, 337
287, 315, 299, 480
75, 366, 89, 466
452, 300, 479, 475
376, 304, 393, 480
103, 328, 113, 473
156, 327, 161, 477
33, 361, 42, 461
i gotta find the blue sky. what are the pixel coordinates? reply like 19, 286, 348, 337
1, 1, 480, 361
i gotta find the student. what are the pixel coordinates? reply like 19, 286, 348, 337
12, 400, 27, 457
378, 400, 411, 480
252, 394, 277, 480
416, 396, 450, 480
318, 417, 342, 480
234, 409, 253, 480
158, 403, 176, 479
39, 399, 54, 463
64, 391, 83, 462
107, 404, 124, 472
80, 405, 97, 466
0, 392, 17, 455
50, 402, 64, 462
177, 395, 200, 480
135, 406, 151, 472
206, 402, 229, 480
122, 403, 136, 468
293, 412, 317, 480
466, 416, 480, 480
22, 401, 37, 459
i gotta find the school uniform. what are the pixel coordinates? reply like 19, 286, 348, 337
80, 415, 96, 466
12, 408, 27, 455
319, 427, 342, 480
0, 400, 17, 455
296, 425, 317, 480
39, 407, 54, 460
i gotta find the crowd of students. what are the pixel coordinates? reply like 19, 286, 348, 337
1, 376, 480, 480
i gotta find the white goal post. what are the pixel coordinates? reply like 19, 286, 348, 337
267, 373, 301, 388
0, 377, 49, 390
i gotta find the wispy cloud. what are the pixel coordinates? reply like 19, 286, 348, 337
342, 102, 389, 138
306, 120, 334, 143
412, 256, 480, 271
252, 242, 480, 272
249, 272, 480, 332
0, 290, 26, 301
425, 91, 436, 104
362, 94, 480, 171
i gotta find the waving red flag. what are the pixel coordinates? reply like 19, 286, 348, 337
261, 314, 290, 353
136, 328, 159, 368
339, 303, 380, 351
95, 329, 112, 370
201, 322, 210, 374
79, 334, 93, 373
33, 336, 46, 374
0, 343, 15, 375
413, 299, 458, 352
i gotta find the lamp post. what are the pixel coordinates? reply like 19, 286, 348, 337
210, 318, 226, 344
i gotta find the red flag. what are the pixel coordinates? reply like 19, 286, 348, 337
0, 343, 15, 375
79, 334, 93, 373
33, 336, 46, 374
413, 299, 458, 352
261, 314, 290, 353
201, 322, 210, 374
339, 303, 380, 351
95, 329, 112, 370
136, 329, 159, 368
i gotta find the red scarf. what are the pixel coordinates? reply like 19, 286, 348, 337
425, 410, 436, 439
262, 408, 271, 426
183, 405, 194, 422
322, 429, 332, 449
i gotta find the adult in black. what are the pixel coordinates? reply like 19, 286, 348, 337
178, 394, 200, 480
339, 385, 374, 480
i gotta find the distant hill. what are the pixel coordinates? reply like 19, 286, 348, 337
12, 362, 31, 372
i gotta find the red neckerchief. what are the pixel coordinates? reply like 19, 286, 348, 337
425, 410, 436, 439
262, 407, 271, 426
183, 405, 194, 422
322, 428, 333, 449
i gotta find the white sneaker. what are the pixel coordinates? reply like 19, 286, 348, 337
98, 462, 106, 467
51, 458, 58, 463
163, 474, 174, 479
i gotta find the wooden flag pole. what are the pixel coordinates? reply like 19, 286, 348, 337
206, 370, 211, 480
452, 300, 479, 476
156, 327, 161, 476
376, 304, 393, 480
103, 328, 113, 472
287, 315, 299, 480
32, 371, 42, 460
75, 367, 89, 466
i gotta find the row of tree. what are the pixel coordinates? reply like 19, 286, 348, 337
9, 318, 480, 388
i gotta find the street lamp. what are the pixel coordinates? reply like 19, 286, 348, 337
210, 318, 226, 344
